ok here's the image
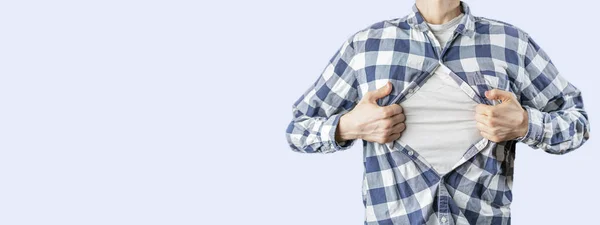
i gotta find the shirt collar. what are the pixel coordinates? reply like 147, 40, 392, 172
406, 1, 476, 38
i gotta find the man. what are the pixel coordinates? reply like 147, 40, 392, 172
285, 0, 590, 224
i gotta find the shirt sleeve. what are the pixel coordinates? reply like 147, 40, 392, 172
515, 33, 591, 154
285, 36, 360, 153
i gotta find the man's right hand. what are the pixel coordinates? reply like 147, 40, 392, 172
335, 81, 406, 144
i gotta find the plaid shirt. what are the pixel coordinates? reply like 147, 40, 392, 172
285, 1, 590, 225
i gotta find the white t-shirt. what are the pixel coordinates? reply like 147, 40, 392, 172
397, 13, 483, 175
427, 13, 464, 49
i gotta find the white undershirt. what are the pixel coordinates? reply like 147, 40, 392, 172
397, 13, 483, 175
427, 13, 464, 49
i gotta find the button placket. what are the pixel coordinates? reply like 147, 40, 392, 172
404, 88, 415, 99
438, 183, 451, 225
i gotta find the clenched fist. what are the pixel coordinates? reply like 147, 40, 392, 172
335, 82, 406, 144
475, 89, 529, 143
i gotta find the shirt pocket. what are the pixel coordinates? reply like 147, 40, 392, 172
468, 70, 510, 89
464, 70, 513, 104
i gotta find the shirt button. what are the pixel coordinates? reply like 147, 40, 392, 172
441, 216, 447, 223
407, 150, 414, 156
408, 89, 414, 94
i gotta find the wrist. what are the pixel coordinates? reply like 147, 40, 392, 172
336, 113, 359, 142
518, 108, 529, 137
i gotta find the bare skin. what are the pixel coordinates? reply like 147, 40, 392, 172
415, 0, 462, 25
476, 89, 529, 142
335, 82, 405, 144
335, 0, 529, 145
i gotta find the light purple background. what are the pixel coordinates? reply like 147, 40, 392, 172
0, 0, 596, 224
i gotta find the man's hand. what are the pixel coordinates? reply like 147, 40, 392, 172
335, 82, 406, 144
475, 89, 529, 143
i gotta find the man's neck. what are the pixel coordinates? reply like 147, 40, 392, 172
415, 0, 462, 25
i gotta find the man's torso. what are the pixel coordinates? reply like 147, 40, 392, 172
353, 3, 520, 225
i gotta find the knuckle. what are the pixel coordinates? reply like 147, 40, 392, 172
379, 121, 389, 130
380, 128, 389, 136
378, 108, 389, 117
384, 120, 394, 128
491, 128, 500, 136
385, 108, 395, 117
398, 123, 406, 132
394, 104, 403, 113
479, 115, 488, 123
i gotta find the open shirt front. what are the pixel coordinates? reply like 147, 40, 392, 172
285, 1, 590, 224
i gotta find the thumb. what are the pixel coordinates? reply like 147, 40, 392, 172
367, 82, 392, 102
485, 89, 514, 103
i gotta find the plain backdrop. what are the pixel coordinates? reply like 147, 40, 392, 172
0, 0, 596, 224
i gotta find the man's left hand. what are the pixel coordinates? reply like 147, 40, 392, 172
475, 89, 529, 143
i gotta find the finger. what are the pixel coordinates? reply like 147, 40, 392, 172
475, 104, 494, 117
389, 112, 406, 125
390, 122, 406, 134
386, 132, 402, 143
383, 103, 403, 114
474, 113, 489, 126
485, 89, 515, 102
367, 82, 392, 102
380, 104, 403, 118
479, 130, 497, 142
476, 122, 491, 134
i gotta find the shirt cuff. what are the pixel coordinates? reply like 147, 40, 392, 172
319, 113, 356, 153
517, 106, 545, 147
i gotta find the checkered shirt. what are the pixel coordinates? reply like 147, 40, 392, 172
285, 1, 591, 224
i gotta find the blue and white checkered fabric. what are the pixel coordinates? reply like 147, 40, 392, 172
285, 1, 590, 224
